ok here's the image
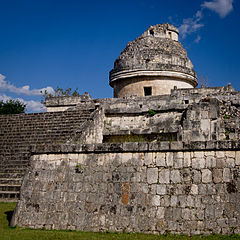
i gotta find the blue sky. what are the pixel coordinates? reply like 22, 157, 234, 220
0, 0, 239, 112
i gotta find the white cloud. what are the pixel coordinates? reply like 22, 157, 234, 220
179, 11, 204, 39
178, 0, 234, 40
0, 93, 11, 102
0, 74, 54, 96
25, 100, 45, 112
201, 0, 234, 18
195, 35, 201, 43
0, 93, 45, 112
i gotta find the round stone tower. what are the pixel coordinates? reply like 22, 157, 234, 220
109, 23, 198, 97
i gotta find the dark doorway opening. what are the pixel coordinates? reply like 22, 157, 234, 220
144, 87, 152, 96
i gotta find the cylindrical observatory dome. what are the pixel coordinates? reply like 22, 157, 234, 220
109, 23, 197, 97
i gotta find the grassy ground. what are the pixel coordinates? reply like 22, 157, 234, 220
0, 202, 240, 240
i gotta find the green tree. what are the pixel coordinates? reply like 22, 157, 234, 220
0, 99, 26, 114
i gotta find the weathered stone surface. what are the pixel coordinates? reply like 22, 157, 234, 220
159, 169, 170, 184
147, 168, 158, 184
109, 23, 197, 97
170, 170, 181, 183
12, 147, 240, 235
223, 168, 231, 182
202, 169, 212, 183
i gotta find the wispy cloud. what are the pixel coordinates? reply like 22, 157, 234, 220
179, 11, 204, 39
178, 0, 234, 39
195, 35, 201, 43
0, 74, 54, 96
0, 93, 45, 112
201, 0, 234, 18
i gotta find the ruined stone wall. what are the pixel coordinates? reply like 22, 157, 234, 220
12, 142, 240, 235
45, 94, 92, 112
1, 86, 239, 201
9, 86, 240, 234
0, 107, 94, 200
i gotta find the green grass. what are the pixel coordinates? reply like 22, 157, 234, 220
0, 202, 239, 240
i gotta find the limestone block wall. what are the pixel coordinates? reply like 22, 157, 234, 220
104, 111, 182, 138
45, 94, 92, 112
12, 142, 240, 235
113, 77, 194, 97
0, 107, 94, 201
102, 91, 240, 144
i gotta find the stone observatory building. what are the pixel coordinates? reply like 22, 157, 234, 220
109, 23, 197, 97
2, 23, 240, 235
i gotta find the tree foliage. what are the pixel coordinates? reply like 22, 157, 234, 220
41, 87, 81, 98
0, 99, 26, 114
199, 75, 209, 88
40, 87, 81, 104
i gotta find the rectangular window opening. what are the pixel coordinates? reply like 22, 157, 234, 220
144, 87, 152, 96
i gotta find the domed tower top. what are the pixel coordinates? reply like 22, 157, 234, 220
109, 23, 197, 98
143, 23, 179, 41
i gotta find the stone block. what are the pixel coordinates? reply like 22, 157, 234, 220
173, 157, 183, 169
192, 158, 205, 169
213, 169, 223, 183
121, 152, 132, 163
216, 151, 224, 158
156, 207, 165, 219
200, 119, 210, 137
170, 196, 178, 207
170, 170, 181, 183
152, 195, 160, 206
216, 218, 228, 228
150, 184, 157, 194
216, 157, 226, 168
160, 195, 170, 207
142, 184, 149, 194
205, 156, 216, 168
170, 141, 183, 150
236, 151, 240, 165
190, 184, 198, 195
202, 169, 212, 183
223, 168, 231, 182
138, 142, 148, 151
186, 195, 195, 207
183, 152, 191, 167
182, 208, 191, 220
225, 151, 235, 158
193, 151, 204, 158
156, 185, 166, 195
147, 168, 158, 184
144, 152, 153, 166
192, 170, 202, 183
225, 158, 235, 168
159, 169, 170, 184
156, 152, 166, 167
166, 152, 173, 167
159, 142, 170, 150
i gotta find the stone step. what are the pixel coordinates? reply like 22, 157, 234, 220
0, 185, 21, 192
0, 191, 20, 201
0, 168, 27, 173
0, 172, 24, 178
0, 178, 22, 185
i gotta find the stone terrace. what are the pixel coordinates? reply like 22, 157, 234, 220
0, 107, 94, 201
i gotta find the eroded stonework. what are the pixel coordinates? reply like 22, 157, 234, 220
11, 147, 240, 235
109, 23, 197, 97
3, 23, 240, 235
11, 84, 240, 235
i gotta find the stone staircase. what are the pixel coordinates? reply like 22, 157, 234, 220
0, 108, 94, 201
